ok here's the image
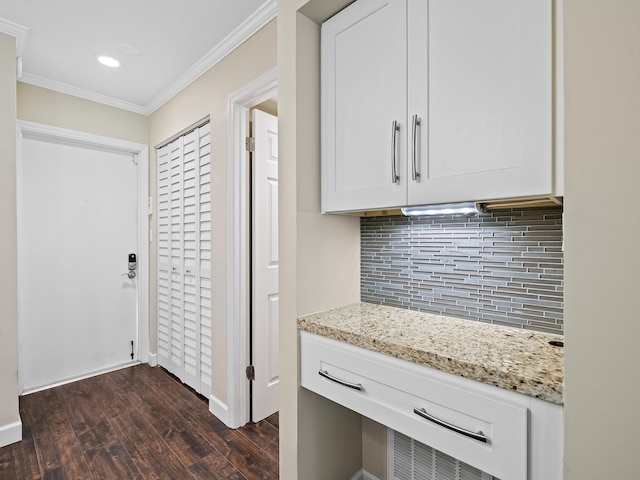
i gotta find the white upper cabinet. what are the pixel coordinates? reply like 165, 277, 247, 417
322, 0, 553, 213
321, 0, 407, 212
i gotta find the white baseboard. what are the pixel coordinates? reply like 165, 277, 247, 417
0, 420, 22, 448
147, 353, 157, 367
209, 393, 231, 427
350, 469, 382, 480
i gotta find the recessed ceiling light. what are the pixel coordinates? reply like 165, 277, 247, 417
98, 56, 120, 68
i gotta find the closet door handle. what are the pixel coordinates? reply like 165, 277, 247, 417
413, 407, 488, 443
411, 114, 421, 181
319, 370, 363, 391
391, 120, 400, 184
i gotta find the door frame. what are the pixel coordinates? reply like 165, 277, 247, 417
16, 120, 150, 394
222, 68, 277, 428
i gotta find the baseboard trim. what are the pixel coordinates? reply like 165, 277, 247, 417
209, 394, 231, 427
0, 420, 22, 448
147, 353, 157, 367
350, 469, 382, 480
21, 361, 139, 395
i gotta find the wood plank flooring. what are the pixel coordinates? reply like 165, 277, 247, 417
0, 364, 279, 479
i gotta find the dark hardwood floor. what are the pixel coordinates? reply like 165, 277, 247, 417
0, 364, 279, 479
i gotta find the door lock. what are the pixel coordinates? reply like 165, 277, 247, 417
123, 253, 137, 278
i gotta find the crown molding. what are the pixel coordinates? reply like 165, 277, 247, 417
19, 73, 148, 115
143, 0, 277, 115
12, 0, 276, 116
0, 16, 29, 56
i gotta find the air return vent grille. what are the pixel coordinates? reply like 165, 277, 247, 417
389, 429, 492, 480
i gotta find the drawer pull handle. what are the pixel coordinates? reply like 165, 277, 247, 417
319, 370, 363, 391
413, 408, 488, 443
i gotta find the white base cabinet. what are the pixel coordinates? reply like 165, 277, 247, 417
321, 0, 554, 213
300, 331, 563, 480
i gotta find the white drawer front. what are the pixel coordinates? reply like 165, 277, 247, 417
300, 331, 529, 480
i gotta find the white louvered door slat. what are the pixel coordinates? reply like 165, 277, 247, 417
156, 122, 211, 398
157, 144, 172, 370
169, 138, 184, 380
197, 125, 212, 397
181, 130, 200, 390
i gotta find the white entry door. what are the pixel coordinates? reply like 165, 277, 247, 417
251, 109, 279, 422
20, 133, 139, 393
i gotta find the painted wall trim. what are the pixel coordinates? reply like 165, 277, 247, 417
0, 420, 22, 449
0, 16, 29, 56
15, 120, 150, 391
148, 353, 157, 367
209, 394, 231, 427
226, 68, 277, 429
145, 0, 277, 115
18, 74, 148, 115
350, 470, 382, 480
15, 0, 277, 116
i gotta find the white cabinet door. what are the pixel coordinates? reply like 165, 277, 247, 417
408, 0, 552, 205
322, 0, 553, 213
321, 0, 407, 212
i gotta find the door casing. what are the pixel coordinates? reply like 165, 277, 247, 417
219, 68, 277, 428
16, 120, 150, 394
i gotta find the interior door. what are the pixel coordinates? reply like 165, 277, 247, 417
251, 109, 279, 422
20, 133, 139, 393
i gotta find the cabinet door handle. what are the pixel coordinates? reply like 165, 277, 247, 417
411, 114, 421, 181
413, 407, 488, 443
319, 370, 363, 391
391, 120, 400, 184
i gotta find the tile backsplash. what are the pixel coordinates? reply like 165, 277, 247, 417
361, 207, 563, 334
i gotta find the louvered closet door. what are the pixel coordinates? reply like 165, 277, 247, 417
169, 139, 184, 379
181, 130, 199, 389
157, 145, 172, 369
197, 125, 212, 397
156, 123, 212, 397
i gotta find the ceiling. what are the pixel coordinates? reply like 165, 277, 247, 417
0, 0, 276, 115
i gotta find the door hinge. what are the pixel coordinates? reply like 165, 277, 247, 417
245, 136, 255, 152
246, 365, 255, 381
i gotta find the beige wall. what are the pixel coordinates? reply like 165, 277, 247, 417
563, 1, 640, 478
17, 83, 148, 144
0, 32, 20, 434
279, 1, 363, 479
362, 418, 388, 479
148, 19, 277, 405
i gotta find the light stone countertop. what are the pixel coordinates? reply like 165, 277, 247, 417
298, 302, 564, 405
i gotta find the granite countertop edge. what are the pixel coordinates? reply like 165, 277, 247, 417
298, 303, 564, 405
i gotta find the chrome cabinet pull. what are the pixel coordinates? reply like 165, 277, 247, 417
391, 120, 400, 184
411, 114, 421, 181
319, 370, 363, 391
413, 407, 488, 443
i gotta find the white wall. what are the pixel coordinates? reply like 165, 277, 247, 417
563, 1, 640, 478
0, 31, 20, 444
